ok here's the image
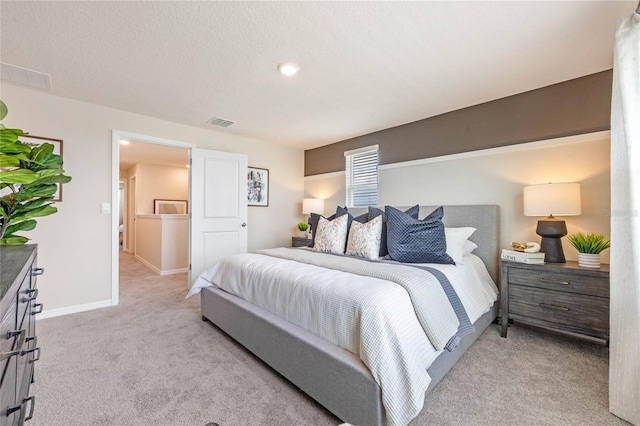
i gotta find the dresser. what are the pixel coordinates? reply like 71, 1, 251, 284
1, 245, 42, 425
501, 260, 609, 344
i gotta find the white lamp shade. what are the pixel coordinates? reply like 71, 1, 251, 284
523, 183, 581, 217
302, 198, 325, 215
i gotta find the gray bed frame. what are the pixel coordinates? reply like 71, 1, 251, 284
201, 205, 500, 425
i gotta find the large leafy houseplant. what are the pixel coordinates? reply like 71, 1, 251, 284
0, 100, 72, 245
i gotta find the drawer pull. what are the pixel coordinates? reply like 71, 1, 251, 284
21, 336, 38, 356
539, 278, 571, 286
32, 303, 43, 315
1, 329, 26, 361
32, 267, 44, 276
29, 347, 41, 363
21, 288, 39, 303
8, 396, 36, 423
539, 302, 571, 311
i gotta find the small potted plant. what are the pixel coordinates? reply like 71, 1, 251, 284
296, 222, 309, 238
566, 232, 610, 268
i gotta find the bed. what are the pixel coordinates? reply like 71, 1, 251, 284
191, 205, 500, 426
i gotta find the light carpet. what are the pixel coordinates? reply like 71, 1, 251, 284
30, 252, 628, 425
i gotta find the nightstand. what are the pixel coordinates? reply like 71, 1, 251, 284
501, 260, 609, 344
291, 237, 312, 248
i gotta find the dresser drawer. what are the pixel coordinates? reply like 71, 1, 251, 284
508, 267, 608, 298
509, 285, 609, 335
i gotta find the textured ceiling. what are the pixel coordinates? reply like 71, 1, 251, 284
0, 1, 635, 150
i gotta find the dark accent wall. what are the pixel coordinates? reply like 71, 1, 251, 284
305, 70, 612, 176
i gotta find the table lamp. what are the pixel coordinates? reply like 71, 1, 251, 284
302, 198, 325, 237
523, 182, 581, 263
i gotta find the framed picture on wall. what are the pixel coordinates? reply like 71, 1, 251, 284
154, 199, 188, 214
17, 134, 65, 202
247, 167, 269, 207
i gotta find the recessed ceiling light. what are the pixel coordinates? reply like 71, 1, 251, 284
120, 140, 130, 145
278, 62, 299, 76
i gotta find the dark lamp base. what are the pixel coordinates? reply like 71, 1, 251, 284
536, 218, 567, 263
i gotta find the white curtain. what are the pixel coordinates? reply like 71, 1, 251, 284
609, 8, 640, 426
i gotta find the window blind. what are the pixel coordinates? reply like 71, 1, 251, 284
345, 146, 378, 207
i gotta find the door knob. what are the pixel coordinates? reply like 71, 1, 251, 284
241, 223, 247, 227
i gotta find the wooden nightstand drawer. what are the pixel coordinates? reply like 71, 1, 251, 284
501, 260, 610, 343
509, 267, 608, 298
292, 237, 312, 248
509, 285, 609, 335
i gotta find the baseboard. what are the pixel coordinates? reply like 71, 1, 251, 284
135, 255, 187, 276
160, 268, 188, 276
36, 299, 113, 320
135, 255, 162, 274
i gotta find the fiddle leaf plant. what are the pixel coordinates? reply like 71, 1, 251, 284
0, 100, 72, 245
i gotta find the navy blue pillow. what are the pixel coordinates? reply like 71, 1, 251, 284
385, 205, 454, 264
368, 205, 419, 257
353, 212, 369, 224
310, 206, 348, 247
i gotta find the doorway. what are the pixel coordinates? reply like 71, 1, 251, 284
111, 131, 194, 306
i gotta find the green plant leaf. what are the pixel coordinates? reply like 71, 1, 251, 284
29, 143, 54, 160
567, 232, 611, 254
13, 197, 50, 213
30, 172, 71, 186
0, 100, 7, 121
0, 155, 21, 167
10, 204, 57, 224
0, 169, 38, 184
0, 140, 31, 154
3, 219, 37, 237
0, 236, 29, 245
15, 184, 58, 200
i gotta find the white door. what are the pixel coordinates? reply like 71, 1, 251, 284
190, 148, 248, 286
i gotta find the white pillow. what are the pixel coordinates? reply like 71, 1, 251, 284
462, 240, 478, 257
445, 227, 476, 265
313, 215, 348, 254
346, 215, 383, 260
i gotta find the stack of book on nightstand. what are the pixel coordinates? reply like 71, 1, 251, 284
501, 249, 545, 264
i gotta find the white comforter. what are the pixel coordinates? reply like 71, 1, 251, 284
188, 248, 498, 426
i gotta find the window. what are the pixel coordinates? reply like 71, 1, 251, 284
345, 145, 379, 208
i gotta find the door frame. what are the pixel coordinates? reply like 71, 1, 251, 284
111, 130, 195, 306
119, 178, 127, 252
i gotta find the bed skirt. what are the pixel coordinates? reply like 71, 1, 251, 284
201, 286, 499, 425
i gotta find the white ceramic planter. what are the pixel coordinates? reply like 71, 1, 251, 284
578, 253, 601, 268
299, 230, 307, 238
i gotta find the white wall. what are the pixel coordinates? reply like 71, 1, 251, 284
135, 215, 189, 274
2, 84, 304, 315
132, 163, 189, 214
305, 133, 611, 264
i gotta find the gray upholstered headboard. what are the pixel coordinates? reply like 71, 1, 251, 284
348, 205, 500, 284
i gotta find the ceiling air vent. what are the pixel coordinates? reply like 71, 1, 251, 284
207, 117, 235, 128
1, 62, 51, 91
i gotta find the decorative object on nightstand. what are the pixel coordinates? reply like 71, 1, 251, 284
296, 222, 309, 238
501, 260, 609, 345
566, 232, 610, 268
523, 182, 581, 263
302, 198, 324, 238
501, 248, 545, 264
